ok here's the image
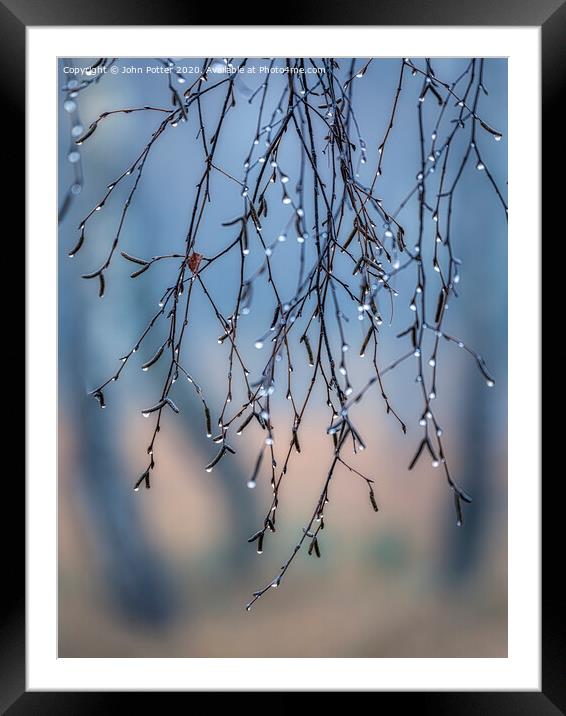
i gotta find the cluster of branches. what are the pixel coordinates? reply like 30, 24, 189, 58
63, 57, 506, 611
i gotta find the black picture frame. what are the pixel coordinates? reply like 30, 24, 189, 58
10, 0, 559, 709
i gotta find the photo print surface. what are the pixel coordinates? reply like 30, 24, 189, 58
58, 57, 508, 657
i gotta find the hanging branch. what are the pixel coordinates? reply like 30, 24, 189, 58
66, 56, 506, 611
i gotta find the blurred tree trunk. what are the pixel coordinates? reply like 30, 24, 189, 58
59, 239, 177, 627
443, 378, 490, 581
440, 196, 507, 584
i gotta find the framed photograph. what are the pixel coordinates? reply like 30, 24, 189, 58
11, 0, 558, 708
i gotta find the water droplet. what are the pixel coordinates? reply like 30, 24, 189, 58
278, 233, 286, 242
419, 418, 426, 426
71, 124, 84, 138
282, 194, 291, 205
486, 379, 494, 387
63, 100, 76, 113
142, 411, 150, 418
432, 460, 440, 468
265, 437, 273, 446
254, 341, 263, 349
428, 358, 436, 367
476, 161, 485, 171
429, 391, 436, 400
247, 479, 256, 489
494, 134, 502, 142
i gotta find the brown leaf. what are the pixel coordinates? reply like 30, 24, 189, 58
188, 252, 203, 274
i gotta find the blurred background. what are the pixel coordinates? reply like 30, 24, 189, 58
58, 57, 507, 657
